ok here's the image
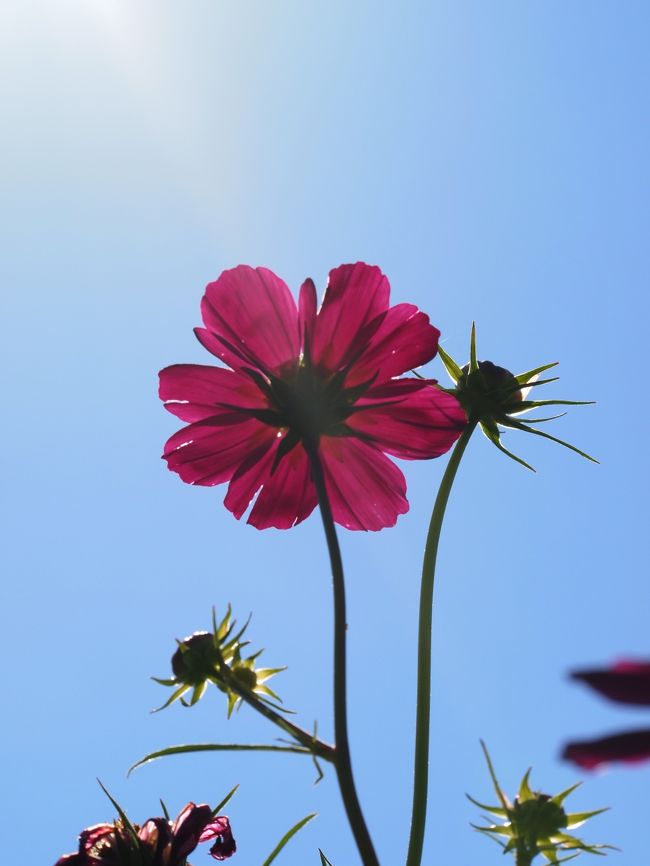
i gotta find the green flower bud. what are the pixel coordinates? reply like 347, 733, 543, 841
437, 324, 597, 472
152, 606, 286, 717
469, 742, 614, 865
171, 632, 221, 686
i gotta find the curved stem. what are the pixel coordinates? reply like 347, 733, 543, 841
307, 442, 381, 866
405, 421, 477, 866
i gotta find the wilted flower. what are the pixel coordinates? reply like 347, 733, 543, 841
55, 801, 236, 865
438, 325, 596, 471
470, 743, 611, 865
154, 607, 284, 717
159, 262, 466, 530
563, 659, 650, 769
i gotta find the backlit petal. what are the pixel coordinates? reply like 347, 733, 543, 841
319, 436, 408, 530
348, 380, 466, 459
311, 263, 390, 372
163, 418, 277, 486
299, 277, 317, 351
159, 364, 269, 422
171, 803, 213, 860
345, 304, 440, 386
247, 443, 317, 529
201, 266, 299, 373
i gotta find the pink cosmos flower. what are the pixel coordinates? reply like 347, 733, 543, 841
563, 659, 650, 770
54, 802, 235, 864
159, 263, 466, 530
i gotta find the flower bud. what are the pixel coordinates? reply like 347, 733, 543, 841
153, 606, 285, 717
437, 324, 596, 471
469, 742, 612, 864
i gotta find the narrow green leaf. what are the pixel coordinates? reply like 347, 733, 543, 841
470, 822, 513, 838
516, 361, 559, 384
480, 421, 536, 472
514, 413, 567, 424
505, 419, 599, 463
312, 753, 324, 784
511, 399, 595, 415
190, 682, 207, 705
437, 344, 463, 384
96, 780, 138, 840
565, 808, 609, 829
550, 783, 581, 807
319, 850, 334, 865
469, 322, 478, 372
159, 799, 170, 821
212, 784, 240, 816
260, 813, 317, 866
257, 667, 288, 679
465, 793, 508, 817
518, 768, 534, 802
151, 677, 178, 687
480, 741, 510, 810
128, 743, 312, 776
151, 683, 190, 713
520, 375, 561, 389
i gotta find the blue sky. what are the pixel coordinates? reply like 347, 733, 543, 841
2, 2, 649, 864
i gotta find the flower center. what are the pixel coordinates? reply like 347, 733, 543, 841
258, 363, 365, 443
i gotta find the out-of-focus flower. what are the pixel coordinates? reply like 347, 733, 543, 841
159, 262, 466, 530
153, 606, 285, 717
54, 801, 236, 865
470, 742, 611, 865
571, 661, 650, 706
564, 730, 650, 770
563, 659, 650, 770
437, 324, 596, 471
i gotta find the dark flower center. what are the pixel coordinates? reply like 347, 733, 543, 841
250, 362, 370, 443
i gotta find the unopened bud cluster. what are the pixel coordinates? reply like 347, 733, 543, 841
154, 606, 285, 717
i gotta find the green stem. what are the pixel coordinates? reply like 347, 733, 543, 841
307, 442, 381, 866
515, 850, 534, 866
214, 652, 336, 763
405, 421, 477, 866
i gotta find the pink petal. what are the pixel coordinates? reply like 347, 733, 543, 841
163, 418, 277, 486
79, 824, 115, 852
159, 364, 269, 422
224, 439, 280, 519
201, 266, 300, 374
247, 443, 318, 529
311, 263, 390, 373
344, 304, 441, 386
319, 436, 408, 531
171, 803, 213, 860
562, 729, 650, 769
348, 380, 466, 459
198, 816, 231, 843
299, 277, 317, 351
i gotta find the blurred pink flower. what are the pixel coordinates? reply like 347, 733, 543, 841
160, 262, 466, 530
563, 730, 650, 770
563, 659, 650, 770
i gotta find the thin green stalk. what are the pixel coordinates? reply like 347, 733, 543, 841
213, 652, 335, 762
307, 442, 381, 866
406, 421, 477, 866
